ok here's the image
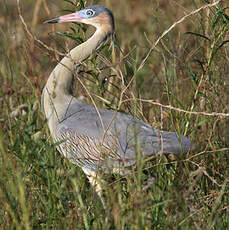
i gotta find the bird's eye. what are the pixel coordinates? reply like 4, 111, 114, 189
86, 9, 95, 16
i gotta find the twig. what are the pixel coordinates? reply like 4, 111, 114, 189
187, 148, 229, 160
122, 98, 229, 118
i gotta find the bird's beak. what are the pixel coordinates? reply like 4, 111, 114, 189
44, 12, 83, 24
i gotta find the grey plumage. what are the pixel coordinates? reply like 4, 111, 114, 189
43, 5, 191, 207
55, 100, 191, 173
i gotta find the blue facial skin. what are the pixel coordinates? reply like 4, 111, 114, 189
78, 5, 112, 19
78, 8, 96, 19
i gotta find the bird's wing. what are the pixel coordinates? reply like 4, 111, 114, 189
55, 102, 191, 170
56, 126, 129, 171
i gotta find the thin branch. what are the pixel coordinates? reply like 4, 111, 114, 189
121, 98, 229, 118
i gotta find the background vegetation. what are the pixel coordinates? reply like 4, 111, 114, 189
0, 0, 228, 229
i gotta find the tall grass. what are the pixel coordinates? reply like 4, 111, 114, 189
0, 0, 228, 229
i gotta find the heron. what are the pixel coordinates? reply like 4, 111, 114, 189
42, 5, 191, 207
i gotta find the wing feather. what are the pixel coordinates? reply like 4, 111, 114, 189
53, 101, 191, 171
55, 127, 131, 171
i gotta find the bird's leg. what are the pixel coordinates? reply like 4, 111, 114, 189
82, 167, 107, 209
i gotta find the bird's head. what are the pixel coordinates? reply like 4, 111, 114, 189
44, 5, 114, 35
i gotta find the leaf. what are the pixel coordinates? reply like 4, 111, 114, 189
222, 8, 229, 22
193, 59, 205, 73
185, 32, 210, 41
61, 9, 75, 14
79, 0, 86, 8
212, 8, 228, 30
213, 7, 229, 28
53, 139, 67, 147
197, 92, 208, 99
70, 27, 76, 34
197, 117, 213, 127
63, 0, 77, 7
188, 64, 198, 85
56, 31, 83, 43
214, 40, 229, 56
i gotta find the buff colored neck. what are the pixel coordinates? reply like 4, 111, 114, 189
42, 28, 108, 124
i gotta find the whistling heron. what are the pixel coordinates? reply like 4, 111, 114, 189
42, 5, 191, 207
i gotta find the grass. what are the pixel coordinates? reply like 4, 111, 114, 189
0, 0, 229, 229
